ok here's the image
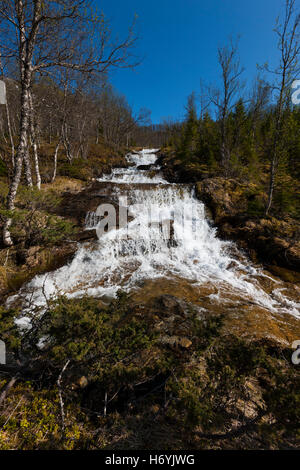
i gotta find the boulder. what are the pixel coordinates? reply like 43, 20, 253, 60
159, 335, 192, 349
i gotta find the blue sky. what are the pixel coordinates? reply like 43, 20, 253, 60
96, 0, 284, 123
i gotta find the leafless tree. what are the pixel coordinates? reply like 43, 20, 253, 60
248, 76, 271, 155
261, 0, 300, 215
209, 38, 245, 170
0, 0, 138, 246
0, 54, 14, 168
28, 88, 41, 188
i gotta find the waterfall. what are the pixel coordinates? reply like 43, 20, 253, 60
8, 149, 300, 319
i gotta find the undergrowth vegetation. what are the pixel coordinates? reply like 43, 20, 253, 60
0, 186, 76, 248
0, 292, 299, 450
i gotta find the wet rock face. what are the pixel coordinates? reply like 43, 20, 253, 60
156, 151, 209, 183
195, 178, 300, 273
136, 164, 157, 171
130, 278, 300, 347
129, 292, 204, 352
56, 183, 116, 226
57, 180, 172, 228
154, 294, 198, 319
224, 219, 300, 272
196, 178, 247, 219
0, 242, 78, 301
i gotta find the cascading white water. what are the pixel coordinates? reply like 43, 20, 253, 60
97, 149, 164, 184
9, 149, 300, 319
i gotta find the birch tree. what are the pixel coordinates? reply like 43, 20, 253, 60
29, 88, 41, 189
209, 38, 244, 171
0, 0, 137, 246
262, 0, 300, 215
0, 55, 14, 168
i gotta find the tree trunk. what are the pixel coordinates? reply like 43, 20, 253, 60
23, 141, 33, 187
265, 157, 276, 216
3, 67, 32, 246
220, 112, 230, 170
0, 374, 20, 406
0, 55, 15, 168
5, 98, 15, 169
52, 142, 60, 183
29, 90, 41, 189
265, 79, 285, 216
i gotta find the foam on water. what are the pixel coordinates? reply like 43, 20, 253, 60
8, 149, 300, 319
127, 149, 160, 166
97, 149, 164, 184
97, 167, 165, 184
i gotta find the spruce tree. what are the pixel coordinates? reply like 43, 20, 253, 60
180, 93, 199, 162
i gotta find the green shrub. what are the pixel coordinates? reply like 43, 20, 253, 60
1, 293, 299, 449
58, 159, 91, 181
0, 187, 76, 246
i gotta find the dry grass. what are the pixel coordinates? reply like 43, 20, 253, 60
42, 177, 85, 193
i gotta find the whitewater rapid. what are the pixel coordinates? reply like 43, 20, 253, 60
9, 149, 300, 319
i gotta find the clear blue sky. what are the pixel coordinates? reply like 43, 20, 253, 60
96, 0, 284, 123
